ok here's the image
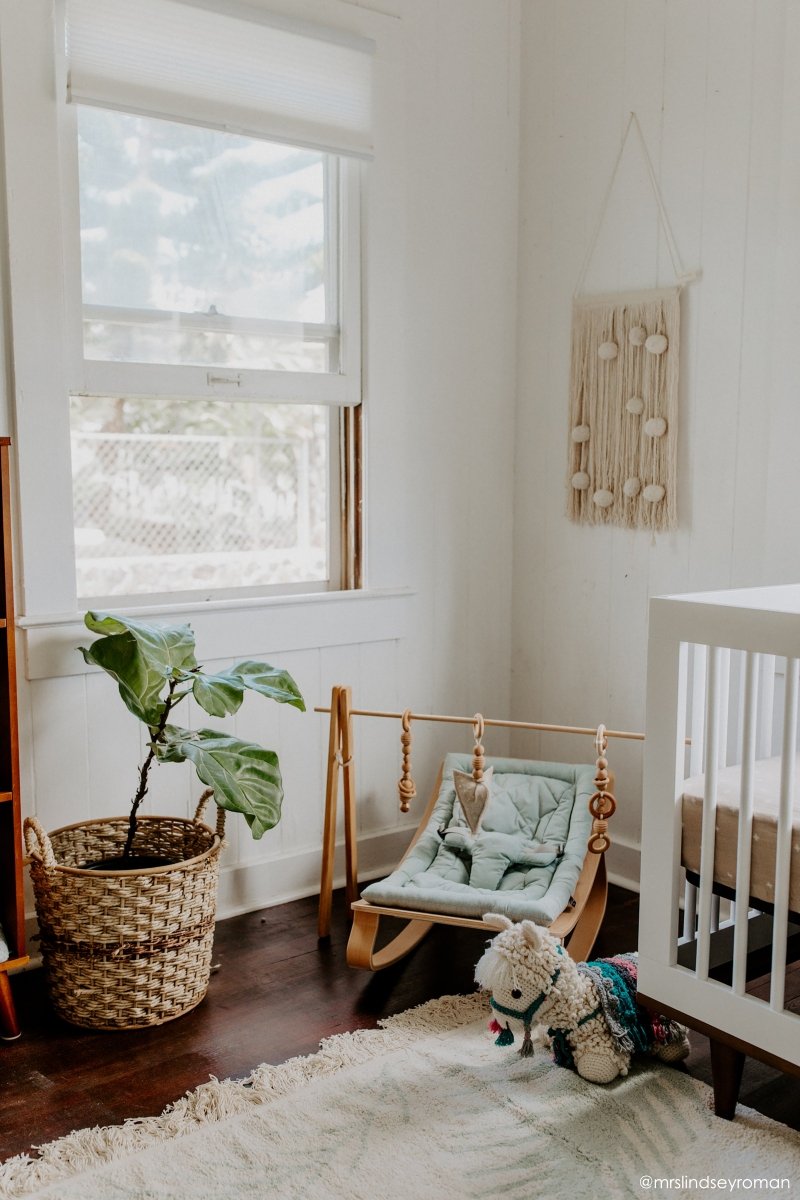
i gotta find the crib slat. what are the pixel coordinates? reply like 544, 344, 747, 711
770, 658, 798, 1011
733, 651, 759, 996
710, 894, 721, 933
757, 654, 776, 759
697, 646, 722, 982
689, 644, 707, 777
729, 650, 744, 768
718, 648, 731, 768
682, 877, 697, 944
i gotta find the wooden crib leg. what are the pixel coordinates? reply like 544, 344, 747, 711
709, 1038, 746, 1120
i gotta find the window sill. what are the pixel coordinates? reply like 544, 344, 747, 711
18, 587, 414, 681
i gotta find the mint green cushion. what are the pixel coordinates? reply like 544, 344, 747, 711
361, 754, 595, 925
440, 827, 562, 889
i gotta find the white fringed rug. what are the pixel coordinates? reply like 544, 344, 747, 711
1, 994, 799, 1200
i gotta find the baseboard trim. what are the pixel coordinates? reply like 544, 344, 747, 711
215, 827, 414, 920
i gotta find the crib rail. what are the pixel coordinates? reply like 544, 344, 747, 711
639, 585, 800, 1069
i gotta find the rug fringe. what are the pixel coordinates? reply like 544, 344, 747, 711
0, 993, 487, 1198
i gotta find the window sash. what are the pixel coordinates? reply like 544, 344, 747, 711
72, 402, 344, 607
60, 100, 363, 405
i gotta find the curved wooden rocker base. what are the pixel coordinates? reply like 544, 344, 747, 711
553, 852, 607, 963
346, 852, 608, 971
347, 903, 437, 970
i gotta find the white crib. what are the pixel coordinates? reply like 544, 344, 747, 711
638, 584, 800, 1119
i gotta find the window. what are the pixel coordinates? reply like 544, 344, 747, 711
0, 0, 373, 613
69, 107, 351, 600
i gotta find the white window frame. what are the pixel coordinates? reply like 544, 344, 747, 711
0, 0, 363, 619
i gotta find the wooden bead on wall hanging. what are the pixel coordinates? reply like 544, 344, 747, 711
568, 113, 699, 533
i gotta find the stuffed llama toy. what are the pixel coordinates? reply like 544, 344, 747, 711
474, 913, 690, 1084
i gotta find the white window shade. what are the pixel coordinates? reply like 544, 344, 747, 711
65, 0, 374, 159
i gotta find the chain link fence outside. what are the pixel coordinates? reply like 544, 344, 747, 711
71, 430, 327, 597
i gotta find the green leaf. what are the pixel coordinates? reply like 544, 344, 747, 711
80, 633, 164, 725
158, 726, 283, 839
185, 662, 305, 719
84, 612, 197, 674
227, 661, 306, 711
190, 671, 245, 718
80, 612, 198, 726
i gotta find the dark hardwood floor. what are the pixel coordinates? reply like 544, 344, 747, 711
1, 884, 798, 1162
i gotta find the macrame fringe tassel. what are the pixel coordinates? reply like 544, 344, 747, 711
519, 1024, 535, 1058
495, 1023, 514, 1047
567, 288, 680, 532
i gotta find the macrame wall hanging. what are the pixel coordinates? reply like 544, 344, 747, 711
568, 113, 697, 532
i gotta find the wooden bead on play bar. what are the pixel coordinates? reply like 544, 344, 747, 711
588, 724, 615, 855
397, 709, 416, 813
471, 714, 485, 782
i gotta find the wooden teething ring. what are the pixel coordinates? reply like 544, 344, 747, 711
471, 713, 485, 782
397, 708, 416, 813
589, 792, 617, 820
588, 723, 616, 855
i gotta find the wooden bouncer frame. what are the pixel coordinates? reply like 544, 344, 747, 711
316, 686, 639, 971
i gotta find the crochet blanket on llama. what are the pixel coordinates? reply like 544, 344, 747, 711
573, 952, 684, 1058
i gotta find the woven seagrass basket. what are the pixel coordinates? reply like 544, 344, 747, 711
23, 792, 224, 1030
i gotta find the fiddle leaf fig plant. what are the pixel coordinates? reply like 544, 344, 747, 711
79, 611, 305, 857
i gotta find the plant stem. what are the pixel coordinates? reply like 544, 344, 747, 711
122, 679, 178, 859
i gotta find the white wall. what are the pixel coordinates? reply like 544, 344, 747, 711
512, 0, 800, 887
0, 0, 520, 924
13, 0, 792, 921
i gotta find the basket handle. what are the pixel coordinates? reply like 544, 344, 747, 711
194, 788, 226, 838
23, 816, 57, 869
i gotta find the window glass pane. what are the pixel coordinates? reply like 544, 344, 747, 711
77, 107, 337, 372
70, 396, 330, 599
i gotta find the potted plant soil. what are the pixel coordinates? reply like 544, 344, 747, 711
24, 612, 304, 1030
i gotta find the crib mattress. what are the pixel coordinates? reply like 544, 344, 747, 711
361, 753, 595, 925
681, 755, 800, 914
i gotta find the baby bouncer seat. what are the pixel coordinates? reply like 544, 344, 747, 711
318, 688, 618, 969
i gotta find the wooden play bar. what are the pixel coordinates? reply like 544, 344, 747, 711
316, 686, 640, 970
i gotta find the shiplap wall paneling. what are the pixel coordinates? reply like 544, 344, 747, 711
728, 4, 785, 587
763, 2, 800, 578
85, 669, 150, 821
590, 0, 669, 839
28, 677, 90, 834
513, 0, 800, 888
353, 637, 400, 838
683, 5, 752, 597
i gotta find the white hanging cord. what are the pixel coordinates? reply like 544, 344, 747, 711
630, 114, 697, 287
573, 112, 699, 298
